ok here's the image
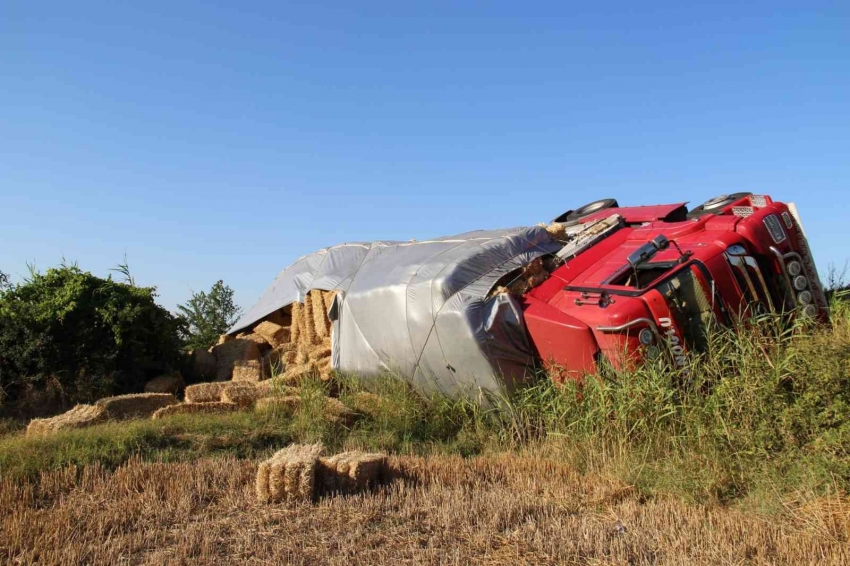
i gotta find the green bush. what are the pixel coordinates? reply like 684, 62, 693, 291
0, 265, 184, 413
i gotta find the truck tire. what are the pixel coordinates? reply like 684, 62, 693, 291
552, 198, 618, 224
687, 192, 752, 219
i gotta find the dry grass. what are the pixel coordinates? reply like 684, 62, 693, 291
24, 404, 108, 437
95, 393, 178, 420
1, 453, 847, 565
151, 402, 238, 420
255, 443, 324, 503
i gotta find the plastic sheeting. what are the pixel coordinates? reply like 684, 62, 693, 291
230, 226, 562, 398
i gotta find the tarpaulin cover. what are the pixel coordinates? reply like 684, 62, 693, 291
230, 226, 562, 398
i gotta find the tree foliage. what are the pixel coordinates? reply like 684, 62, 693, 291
177, 280, 241, 350
0, 265, 184, 410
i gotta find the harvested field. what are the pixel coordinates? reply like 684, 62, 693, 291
24, 404, 108, 437
1, 453, 847, 565
151, 402, 238, 420
95, 393, 178, 420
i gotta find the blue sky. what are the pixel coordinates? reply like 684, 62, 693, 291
2, 1, 848, 312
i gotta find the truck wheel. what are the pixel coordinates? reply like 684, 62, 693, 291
552, 198, 618, 224
687, 192, 752, 219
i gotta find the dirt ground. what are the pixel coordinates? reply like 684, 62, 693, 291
2, 453, 848, 565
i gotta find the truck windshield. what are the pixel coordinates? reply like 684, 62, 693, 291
654, 266, 714, 353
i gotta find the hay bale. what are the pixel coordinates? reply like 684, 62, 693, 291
310, 290, 330, 340
221, 383, 273, 408
25, 404, 108, 437
263, 308, 292, 328
232, 359, 263, 383
256, 443, 324, 503
317, 451, 387, 493
190, 348, 217, 381
151, 401, 238, 420
323, 397, 358, 426
290, 302, 302, 344
144, 373, 185, 394
348, 391, 386, 418
322, 291, 337, 314
254, 321, 290, 348
254, 395, 301, 414
184, 381, 228, 403
238, 333, 272, 352
301, 295, 318, 345
211, 338, 261, 381
216, 334, 234, 345
95, 393, 178, 420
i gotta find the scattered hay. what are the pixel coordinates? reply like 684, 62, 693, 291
323, 397, 358, 426
184, 382, 228, 404
256, 443, 324, 503
95, 393, 178, 420
211, 339, 261, 381
144, 373, 184, 394
317, 451, 387, 494
254, 395, 301, 414
545, 221, 568, 241
348, 391, 387, 418
25, 404, 108, 437
151, 401, 238, 420
253, 321, 290, 348
232, 359, 263, 383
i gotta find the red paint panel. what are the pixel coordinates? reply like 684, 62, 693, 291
522, 297, 599, 381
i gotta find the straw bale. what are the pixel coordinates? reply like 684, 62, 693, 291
184, 381, 228, 403
232, 359, 263, 383
25, 404, 108, 437
254, 395, 301, 414
151, 401, 238, 420
95, 393, 178, 420
310, 290, 329, 340
282, 349, 298, 365
239, 333, 272, 352
190, 348, 217, 381
323, 397, 358, 426
309, 341, 332, 360
322, 291, 337, 314
317, 451, 387, 493
254, 321, 290, 348
256, 443, 324, 503
221, 383, 274, 408
144, 373, 184, 394
263, 308, 292, 328
290, 302, 302, 344
216, 334, 234, 346
211, 338, 261, 381
301, 295, 318, 345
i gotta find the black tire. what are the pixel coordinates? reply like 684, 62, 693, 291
552, 198, 618, 224
687, 192, 752, 219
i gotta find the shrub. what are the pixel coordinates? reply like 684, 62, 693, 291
0, 265, 184, 413
177, 280, 241, 350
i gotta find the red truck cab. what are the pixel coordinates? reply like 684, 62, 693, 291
521, 194, 828, 380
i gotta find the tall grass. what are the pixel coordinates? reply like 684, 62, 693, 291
2, 296, 848, 505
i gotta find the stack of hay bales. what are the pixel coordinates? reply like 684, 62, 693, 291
279, 290, 336, 383
95, 393, 178, 420
256, 443, 324, 502
25, 404, 108, 437
184, 382, 229, 403
210, 338, 261, 381
256, 444, 387, 503
152, 402, 238, 420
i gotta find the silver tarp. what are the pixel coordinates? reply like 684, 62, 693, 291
230, 226, 561, 398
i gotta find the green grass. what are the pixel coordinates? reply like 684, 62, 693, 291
2, 296, 849, 507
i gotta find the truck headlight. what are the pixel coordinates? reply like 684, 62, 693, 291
793, 275, 808, 291
787, 260, 802, 277
639, 328, 654, 346
798, 290, 813, 305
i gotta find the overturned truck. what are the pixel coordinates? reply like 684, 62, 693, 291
230, 193, 828, 398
